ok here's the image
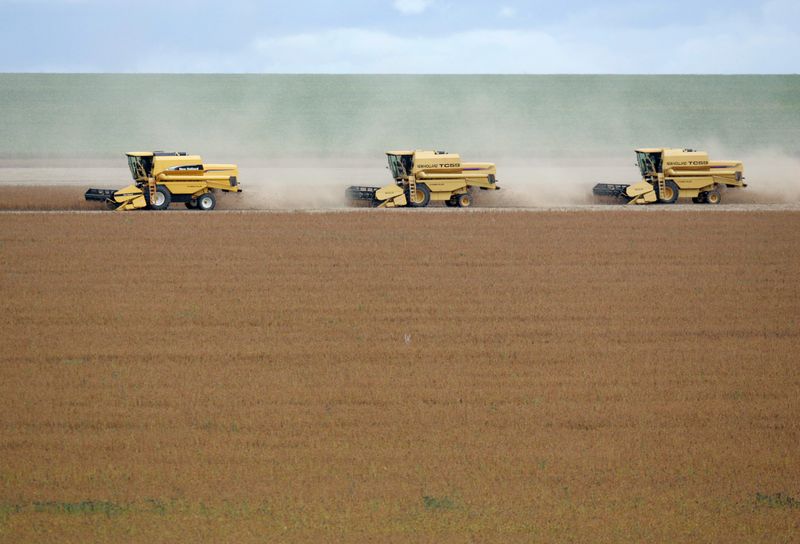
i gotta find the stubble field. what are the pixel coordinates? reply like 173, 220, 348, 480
1, 210, 799, 542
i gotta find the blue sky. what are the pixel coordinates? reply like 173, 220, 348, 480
1, 0, 798, 73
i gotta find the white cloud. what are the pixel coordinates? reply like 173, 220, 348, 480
498, 6, 516, 18
121, 2, 800, 74
252, 28, 619, 73
762, 0, 800, 21
247, 17, 800, 74
392, 0, 432, 15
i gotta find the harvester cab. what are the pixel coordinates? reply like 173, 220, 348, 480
85, 151, 241, 211
636, 150, 662, 178
387, 152, 413, 180
127, 152, 155, 181
593, 148, 746, 205
346, 150, 500, 208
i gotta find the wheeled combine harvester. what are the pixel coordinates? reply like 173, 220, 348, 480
346, 150, 500, 208
593, 148, 745, 204
85, 151, 241, 211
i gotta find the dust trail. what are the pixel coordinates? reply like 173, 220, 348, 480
488, 157, 633, 207
720, 150, 800, 204
490, 150, 800, 207
226, 162, 383, 210
1, 151, 797, 210
2, 75, 798, 209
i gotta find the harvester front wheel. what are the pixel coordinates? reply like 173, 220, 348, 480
407, 184, 430, 207
658, 180, 680, 204
197, 192, 217, 211
456, 193, 473, 208
149, 187, 171, 210
704, 189, 721, 205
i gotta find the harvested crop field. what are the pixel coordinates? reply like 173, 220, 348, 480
1, 211, 799, 542
0, 186, 98, 211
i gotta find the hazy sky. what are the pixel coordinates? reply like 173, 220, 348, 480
1, 0, 798, 73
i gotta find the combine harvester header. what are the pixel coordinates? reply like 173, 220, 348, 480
346, 150, 500, 208
594, 148, 746, 204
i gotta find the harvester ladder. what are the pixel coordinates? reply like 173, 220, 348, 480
408, 176, 417, 204
656, 175, 666, 200
147, 178, 157, 205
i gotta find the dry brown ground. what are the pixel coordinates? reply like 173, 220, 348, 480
0, 186, 97, 210
3, 184, 796, 212
0, 211, 799, 542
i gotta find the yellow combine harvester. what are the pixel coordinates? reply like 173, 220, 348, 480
85, 151, 240, 211
346, 150, 499, 208
593, 148, 746, 204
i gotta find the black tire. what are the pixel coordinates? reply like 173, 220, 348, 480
691, 195, 706, 204
456, 193, 473, 208
407, 184, 430, 207
445, 198, 457, 207
658, 180, 680, 204
185, 200, 198, 209
197, 192, 216, 211
148, 186, 171, 210
704, 189, 721, 205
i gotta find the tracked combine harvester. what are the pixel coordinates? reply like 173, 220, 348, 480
346, 150, 499, 208
593, 148, 746, 204
85, 151, 241, 211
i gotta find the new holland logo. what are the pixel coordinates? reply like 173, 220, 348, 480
418, 163, 460, 168
666, 161, 708, 166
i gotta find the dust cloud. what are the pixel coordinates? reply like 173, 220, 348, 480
216, 160, 387, 210
1, 151, 798, 210
1, 148, 797, 210
719, 150, 800, 204
1, 75, 798, 209
488, 158, 632, 207
493, 150, 800, 207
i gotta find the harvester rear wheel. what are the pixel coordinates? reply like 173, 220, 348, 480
197, 192, 217, 211
185, 200, 198, 209
408, 184, 430, 207
148, 187, 171, 210
705, 189, 721, 205
658, 180, 680, 204
692, 195, 706, 204
456, 193, 472, 208
445, 198, 458, 207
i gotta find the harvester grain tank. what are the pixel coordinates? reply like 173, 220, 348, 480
593, 148, 746, 204
346, 150, 500, 208
85, 151, 241, 211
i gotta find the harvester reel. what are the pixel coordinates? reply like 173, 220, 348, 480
197, 192, 217, 211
